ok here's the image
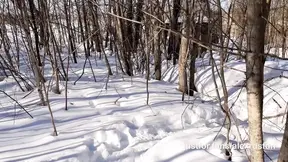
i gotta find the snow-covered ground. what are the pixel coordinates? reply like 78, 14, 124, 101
0, 53, 287, 162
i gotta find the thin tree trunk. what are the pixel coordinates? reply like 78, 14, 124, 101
246, 0, 270, 161
178, 0, 190, 94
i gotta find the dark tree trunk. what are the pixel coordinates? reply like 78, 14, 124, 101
133, 0, 144, 52
167, 0, 181, 65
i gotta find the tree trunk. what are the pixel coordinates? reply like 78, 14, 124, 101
133, 0, 144, 52
178, 0, 190, 94
64, 0, 77, 63
246, 0, 270, 161
115, 2, 133, 76
281, 0, 286, 58
189, 28, 198, 96
28, 0, 42, 66
167, 0, 180, 65
153, 3, 161, 81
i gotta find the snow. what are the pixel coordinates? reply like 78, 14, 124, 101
0, 52, 287, 161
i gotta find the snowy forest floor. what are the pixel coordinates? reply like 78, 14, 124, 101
0, 53, 287, 162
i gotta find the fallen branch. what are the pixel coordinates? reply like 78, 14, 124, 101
264, 83, 287, 106
263, 112, 286, 119
273, 98, 282, 109
0, 90, 33, 118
